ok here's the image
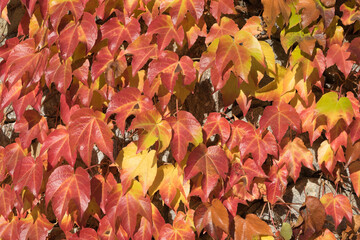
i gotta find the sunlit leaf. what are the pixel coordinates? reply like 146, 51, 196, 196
320, 193, 352, 228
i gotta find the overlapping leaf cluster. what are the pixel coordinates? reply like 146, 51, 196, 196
0, 0, 360, 239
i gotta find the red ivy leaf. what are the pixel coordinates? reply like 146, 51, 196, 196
147, 15, 184, 51
167, 111, 202, 163
206, 17, 238, 45
265, 164, 288, 205
4, 139, 27, 176
40, 126, 76, 167
326, 43, 354, 78
203, 112, 231, 145
227, 120, 254, 150
159, 211, 195, 240
58, 21, 79, 60
0, 185, 16, 219
14, 110, 49, 149
48, 0, 84, 30
125, 35, 158, 76
77, 12, 98, 53
210, 0, 235, 22
106, 87, 153, 133
45, 54, 72, 94
101, 16, 140, 55
259, 103, 301, 142
45, 166, 90, 222
6, 38, 49, 86
13, 156, 43, 196
184, 144, 229, 199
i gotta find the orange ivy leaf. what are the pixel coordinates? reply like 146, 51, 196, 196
318, 140, 336, 175
129, 109, 172, 153
194, 199, 229, 239
326, 43, 354, 79
234, 214, 273, 240
261, 0, 290, 34
149, 164, 188, 209
69, 108, 114, 166
105, 181, 152, 238
349, 161, 360, 196
296, 0, 335, 28
278, 137, 314, 182
4, 139, 27, 176
184, 144, 229, 199
320, 193, 352, 228
210, 0, 235, 22
147, 15, 184, 50
259, 103, 301, 142
159, 211, 195, 240
203, 112, 230, 145
45, 166, 90, 222
227, 120, 254, 151
20, 209, 53, 240
0, 216, 20, 239
167, 111, 202, 163
206, 17, 238, 45
159, 0, 204, 26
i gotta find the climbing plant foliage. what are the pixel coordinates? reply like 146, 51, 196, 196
0, 0, 360, 239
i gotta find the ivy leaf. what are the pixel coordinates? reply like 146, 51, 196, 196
203, 112, 231, 145
58, 21, 79, 60
149, 164, 188, 209
147, 15, 184, 50
159, 0, 204, 26
68, 228, 98, 240
0, 185, 16, 219
90, 173, 117, 214
234, 214, 273, 240
129, 109, 172, 153
278, 137, 314, 182
184, 144, 229, 199
210, 0, 235, 22
0, 216, 20, 239
14, 110, 49, 149
316, 92, 354, 129
45, 54, 72, 94
0, 147, 5, 182
350, 161, 360, 197
259, 103, 301, 142
327, 43, 354, 80
6, 38, 49, 86
45, 166, 90, 222
265, 165, 288, 205
106, 87, 154, 133
77, 12, 98, 53
240, 129, 278, 166
48, 0, 84, 30
105, 181, 152, 237
159, 211, 195, 240
148, 51, 196, 92
318, 140, 336, 175
205, 17, 239, 45
133, 217, 152, 240
101, 16, 140, 55
194, 199, 229, 239
296, 0, 335, 28
91, 46, 127, 83
40, 126, 76, 167
4, 139, 27, 176
227, 120, 254, 151
167, 111, 202, 163
215, 34, 251, 82
69, 108, 114, 167
116, 142, 157, 195
13, 156, 43, 196
349, 118, 360, 144
320, 193, 352, 228
125, 35, 158, 76
20, 208, 53, 240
